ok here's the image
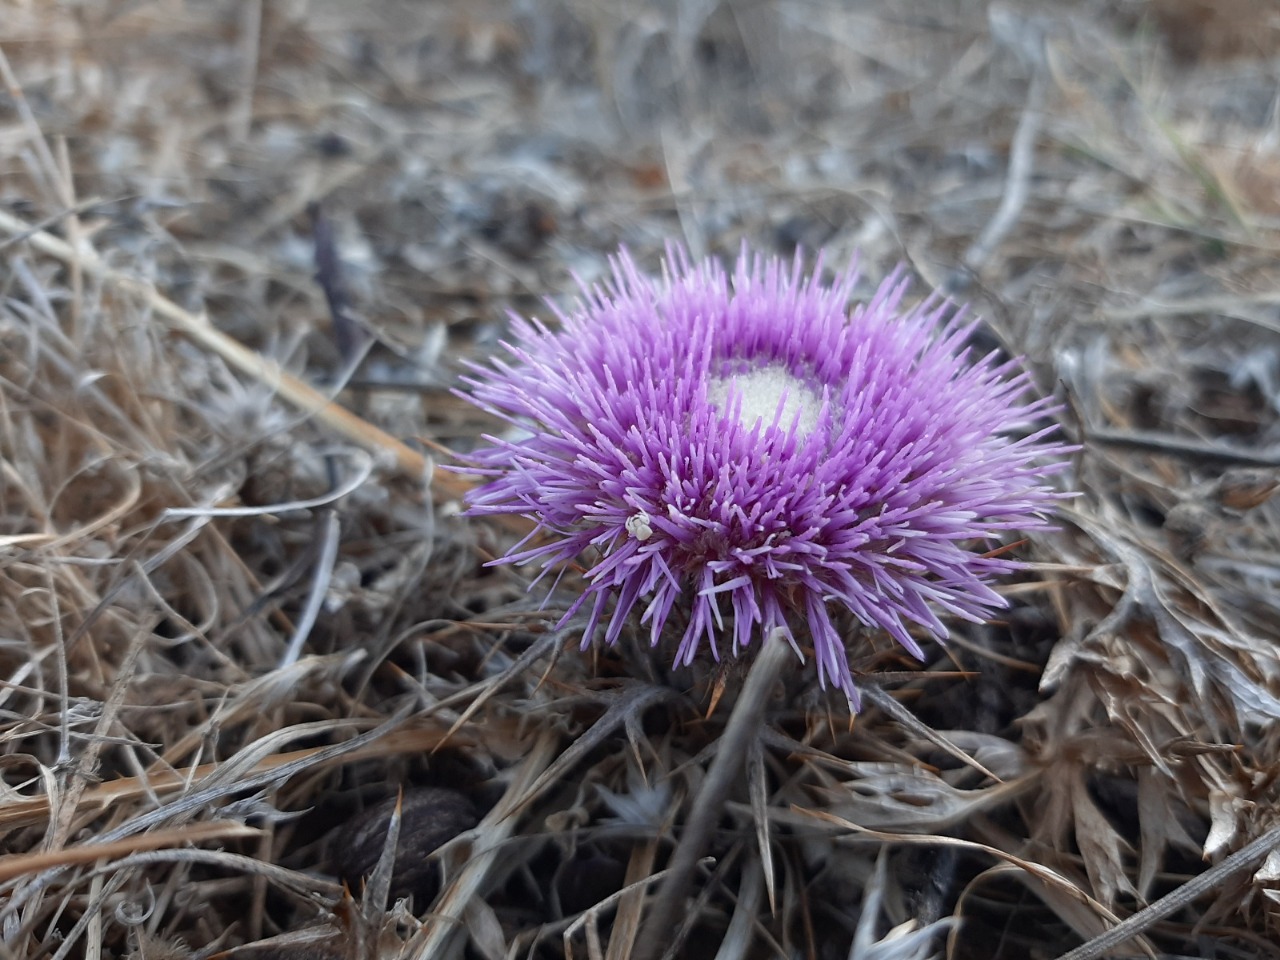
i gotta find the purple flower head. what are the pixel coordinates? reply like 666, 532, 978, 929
461, 245, 1072, 704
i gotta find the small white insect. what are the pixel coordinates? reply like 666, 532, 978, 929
625, 511, 654, 541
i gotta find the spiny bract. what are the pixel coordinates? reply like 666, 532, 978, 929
461, 246, 1071, 703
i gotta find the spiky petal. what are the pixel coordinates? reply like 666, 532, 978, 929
460, 245, 1071, 702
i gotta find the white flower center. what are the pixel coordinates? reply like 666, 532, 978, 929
707, 365, 822, 437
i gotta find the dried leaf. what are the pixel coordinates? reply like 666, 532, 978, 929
1070, 771, 1137, 907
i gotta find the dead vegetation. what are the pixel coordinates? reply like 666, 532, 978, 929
2, 1, 1280, 958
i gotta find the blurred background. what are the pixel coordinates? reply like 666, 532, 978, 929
6, 0, 1278, 391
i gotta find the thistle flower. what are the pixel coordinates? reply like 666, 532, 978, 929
461, 246, 1071, 702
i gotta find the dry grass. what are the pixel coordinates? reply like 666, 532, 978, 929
2, 1, 1280, 958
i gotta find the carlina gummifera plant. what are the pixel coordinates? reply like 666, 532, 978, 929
460, 244, 1073, 706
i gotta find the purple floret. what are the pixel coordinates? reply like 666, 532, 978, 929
460, 245, 1072, 702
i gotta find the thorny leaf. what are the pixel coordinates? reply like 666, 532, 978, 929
1137, 765, 1201, 898
1069, 770, 1137, 907
816, 761, 1034, 833
1255, 848, 1280, 884
1206, 787, 1252, 860
516, 682, 676, 817
361, 790, 402, 928
1060, 507, 1280, 723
